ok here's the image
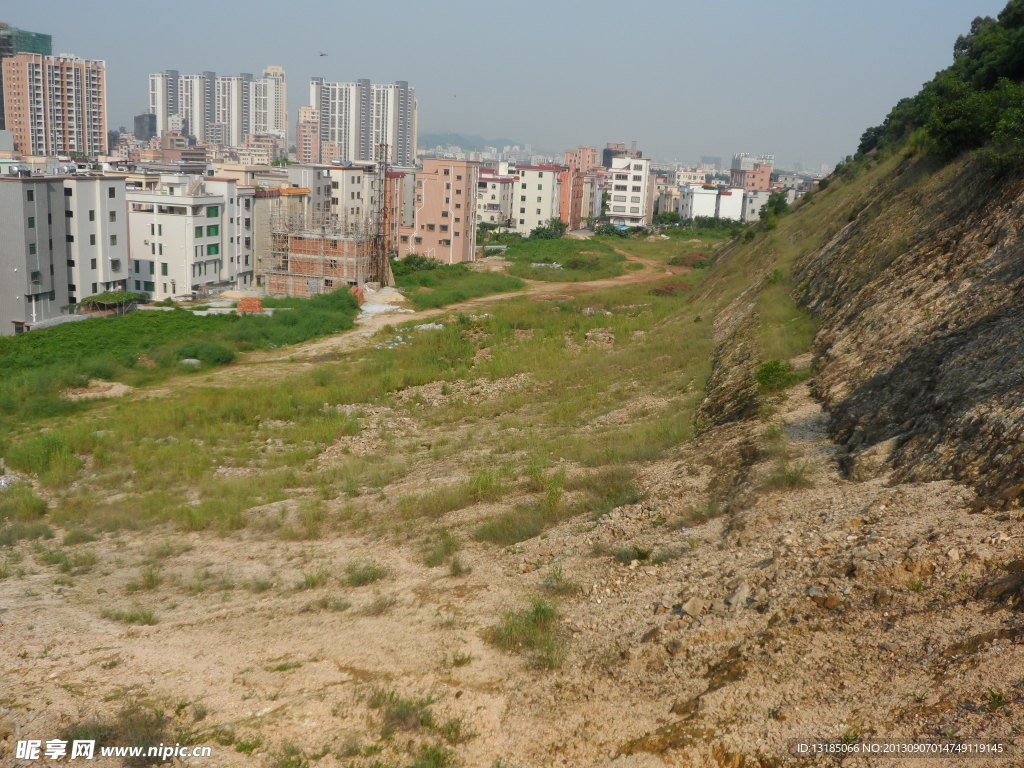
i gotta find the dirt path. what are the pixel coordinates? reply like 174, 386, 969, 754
139, 249, 675, 393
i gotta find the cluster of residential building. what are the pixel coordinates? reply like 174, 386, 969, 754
0, 19, 823, 337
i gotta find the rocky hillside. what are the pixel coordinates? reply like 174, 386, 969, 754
793, 154, 1024, 509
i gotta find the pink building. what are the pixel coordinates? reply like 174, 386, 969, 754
398, 158, 479, 264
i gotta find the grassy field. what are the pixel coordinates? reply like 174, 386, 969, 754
395, 263, 525, 310
503, 238, 625, 281
0, 291, 360, 432
0, 167, 890, 548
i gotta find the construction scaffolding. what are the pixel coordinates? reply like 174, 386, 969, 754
262, 145, 395, 296
266, 210, 371, 298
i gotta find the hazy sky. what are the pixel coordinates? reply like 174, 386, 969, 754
8, 0, 1009, 169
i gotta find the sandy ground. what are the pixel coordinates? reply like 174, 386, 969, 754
2, 378, 1021, 767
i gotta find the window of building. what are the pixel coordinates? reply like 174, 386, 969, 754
28, 243, 36, 255
27, 190, 35, 202
630, 207, 640, 213
195, 226, 203, 238
108, 187, 116, 199
109, 211, 116, 222
66, 234, 74, 243
148, 262, 155, 275
633, 164, 642, 171
111, 260, 121, 272
440, 225, 448, 232
208, 244, 219, 256
536, 209, 541, 215
632, 175, 642, 182
207, 225, 218, 236
520, 207, 525, 214
400, 235, 409, 243
65, 209, 73, 218
414, 236, 422, 244
206, 206, 218, 218
144, 281, 155, 292
427, 224, 435, 231
455, 175, 462, 181
521, 183, 526, 189
89, 210, 95, 221
27, 216, 35, 229
632, 186, 642, 192
443, 169, 450, 176
520, 195, 526, 202
110, 235, 117, 246
536, 197, 542, 203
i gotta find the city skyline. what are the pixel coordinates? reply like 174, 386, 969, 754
4, 0, 1011, 168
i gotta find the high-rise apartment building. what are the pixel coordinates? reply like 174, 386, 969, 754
1, 53, 107, 157
148, 68, 286, 147
306, 78, 417, 166
134, 112, 156, 142
295, 106, 319, 165
257, 66, 287, 140
0, 21, 51, 131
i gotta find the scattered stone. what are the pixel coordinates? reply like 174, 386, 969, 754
0, 474, 24, 489
947, 548, 960, 561
664, 639, 683, 656
680, 597, 706, 618
726, 582, 750, 610
415, 322, 444, 331
640, 627, 662, 644
179, 358, 202, 367
984, 531, 1010, 545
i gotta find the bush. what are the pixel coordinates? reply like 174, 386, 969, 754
755, 360, 808, 392
176, 340, 235, 366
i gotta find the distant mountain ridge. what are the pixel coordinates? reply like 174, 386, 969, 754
419, 132, 524, 151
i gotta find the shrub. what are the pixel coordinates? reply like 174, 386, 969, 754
755, 359, 807, 392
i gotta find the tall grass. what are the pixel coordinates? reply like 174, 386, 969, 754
396, 264, 524, 309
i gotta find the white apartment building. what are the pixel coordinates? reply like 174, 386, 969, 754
678, 185, 718, 220
254, 66, 287, 139
127, 174, 253, 301
716, 188, 744, 221
328, 163, 383, 234
606, 156, 652, 226
675, 168, 705, 186
213, 74, 250, 148
503, 162, 560, 235
64, 176, 130, 304
0, 172, 129, 334
476, 168, 516, 227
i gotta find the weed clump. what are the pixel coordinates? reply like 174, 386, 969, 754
344, 559, 388, 586
488, 597, 567, 669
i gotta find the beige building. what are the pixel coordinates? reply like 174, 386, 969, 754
2, 53, 107, 157
398, 158, 478, 264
